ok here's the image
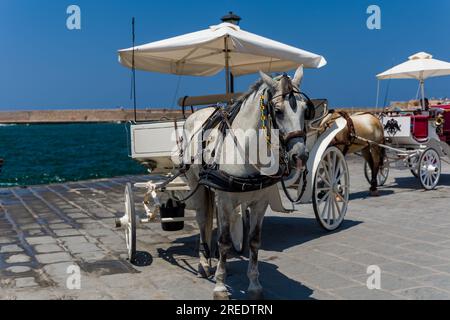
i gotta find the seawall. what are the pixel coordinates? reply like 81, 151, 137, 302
0, 107, 378, 124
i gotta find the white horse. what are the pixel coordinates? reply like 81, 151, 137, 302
181, 66, 310, 300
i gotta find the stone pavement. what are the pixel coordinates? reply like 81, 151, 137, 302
1, 156, 450, 300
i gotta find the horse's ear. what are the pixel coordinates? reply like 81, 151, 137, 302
259, 71, 277, 90
292, 65, 304, 88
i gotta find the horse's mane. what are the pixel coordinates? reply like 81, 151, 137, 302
232, 73, 292, 108
234, 79, 266, 105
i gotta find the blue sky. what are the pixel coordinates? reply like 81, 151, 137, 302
0, 0, 449, 110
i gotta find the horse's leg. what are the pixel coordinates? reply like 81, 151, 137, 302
362, 146, 380, 196
371, 145, 385, 196
195, 188, 214, 278
246, 200, 268, 300
213, 193, 233, 300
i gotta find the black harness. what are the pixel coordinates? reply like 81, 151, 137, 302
191, 84, 314, 195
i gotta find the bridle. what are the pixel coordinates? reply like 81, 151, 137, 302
261, 86, 313, 203
261, 87, 314, 162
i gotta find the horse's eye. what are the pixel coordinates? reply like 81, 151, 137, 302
274, 107, 283, 115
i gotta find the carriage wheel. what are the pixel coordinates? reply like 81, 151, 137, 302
313, 146, 350, 231
364, 157, 390, 187
418, 148, 441, 190
124, 183, 137, 262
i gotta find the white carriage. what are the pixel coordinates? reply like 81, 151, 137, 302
114, 19, 351, 262
364, 52, 450, 190
117, 100, 351, 261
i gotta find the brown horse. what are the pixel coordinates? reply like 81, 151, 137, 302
319, 111, 385, 196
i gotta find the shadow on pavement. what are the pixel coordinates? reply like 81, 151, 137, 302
153, 216, 359, 299
349, 189, 395, 200
261, 216, 361, 252
392, 173, 450, 189
226, 259, 315, 300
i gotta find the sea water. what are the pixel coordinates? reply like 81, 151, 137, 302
0, 123, 147, 187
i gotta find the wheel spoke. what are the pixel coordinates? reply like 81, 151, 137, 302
331, 197, 337, 223
318, 170, 332, 187
318, 192, 330, 207
334, 198, 342, 217
329, 153, 336, 183
322, 163, 333, 186
326, 196, 332, 223
321, 196, 330, 219
335, 166, 345, 183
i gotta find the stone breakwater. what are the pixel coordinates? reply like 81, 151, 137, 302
0, 108, 378, 124
0, 109, 191, 124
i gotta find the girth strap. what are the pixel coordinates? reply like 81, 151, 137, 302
198, 168, 282, 193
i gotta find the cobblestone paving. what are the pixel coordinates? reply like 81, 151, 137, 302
1, 156, 450, 300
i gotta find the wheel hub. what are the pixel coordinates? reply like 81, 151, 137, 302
426, 165, 437, 174
332, 183, 341, 194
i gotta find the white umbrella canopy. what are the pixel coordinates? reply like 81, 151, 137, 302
118, 22, 327, 77
377, 52, 450, 81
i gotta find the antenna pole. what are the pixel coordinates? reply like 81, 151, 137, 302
132, 17, 137, 122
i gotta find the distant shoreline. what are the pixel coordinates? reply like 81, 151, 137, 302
0, 108, 193, 124
0, 107, 381, 124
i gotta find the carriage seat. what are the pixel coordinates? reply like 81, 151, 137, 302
411, 114, 429, 141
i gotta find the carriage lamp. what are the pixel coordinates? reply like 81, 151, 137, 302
221, 11, 241, 25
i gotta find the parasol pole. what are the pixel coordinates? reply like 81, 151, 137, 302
224, 36, 230, 94
221, 12, 241, 94
420, 79, 426, 110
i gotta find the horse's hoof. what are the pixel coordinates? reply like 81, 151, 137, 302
213, 291, 230, 300
197, 263, 212, 278
370, 190, 380, 197
247, 289, 264, 300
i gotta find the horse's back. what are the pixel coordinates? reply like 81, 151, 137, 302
351, 112, 384, 143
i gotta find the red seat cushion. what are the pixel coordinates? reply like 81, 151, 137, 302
411, 115, 429, 139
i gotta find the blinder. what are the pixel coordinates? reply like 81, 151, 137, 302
266, 88, 314, 146
301, 92, 316, 121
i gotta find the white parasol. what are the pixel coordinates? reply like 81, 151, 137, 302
118, 22, 326, 93
377, 52, 450, 108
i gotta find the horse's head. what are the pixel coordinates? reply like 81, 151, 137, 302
259, 66, 311, 173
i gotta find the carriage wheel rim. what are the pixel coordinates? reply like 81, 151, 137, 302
419, 149, 441, 190
125, 191, 131, 255
315, 147, 349, 230
124, 184, 135, 260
